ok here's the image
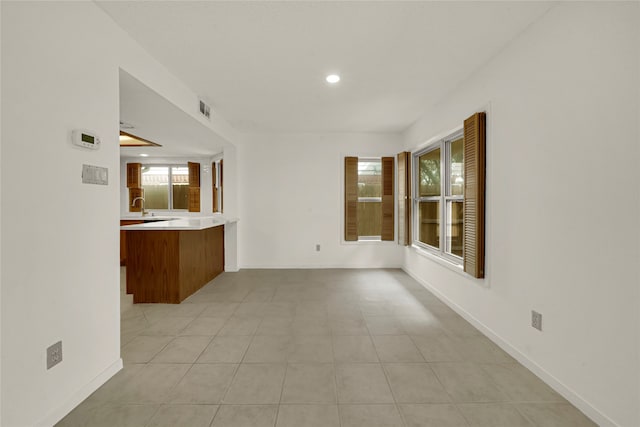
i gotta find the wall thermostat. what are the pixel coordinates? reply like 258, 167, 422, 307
72, 129, 101, 150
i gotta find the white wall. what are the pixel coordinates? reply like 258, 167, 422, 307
1, 4, 121, 425
119, 157, 217, 217
0, 2, 3, 422
238, 133, 403, 269
0, 2, 236, 426
636, 16, 640, 427
402, 3, 639, 427
221, 145, 238, 219
221, 145, 239, 271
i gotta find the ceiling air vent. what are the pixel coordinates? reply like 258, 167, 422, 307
119, 121, 135, 130
199, 99, 211, 120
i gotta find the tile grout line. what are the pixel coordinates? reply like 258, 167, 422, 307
429, 362, 510, 427
274, 360, 290, 427
365, 303, 409, 427
327, 321, 343, 427
215, 302, 257, 407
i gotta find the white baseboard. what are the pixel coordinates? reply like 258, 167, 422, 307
237, 264, 403, 270
38, 358, 123, 427
402, 266, 618, 427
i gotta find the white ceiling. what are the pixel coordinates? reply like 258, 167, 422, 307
119, 70, 226, 157
103, 1, 554, 133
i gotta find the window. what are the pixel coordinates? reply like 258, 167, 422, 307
344, 156, 394, 242
357, 159, 382, 239
410, 112, 486, 278
141, 165, 190, 210
414, 131, 463, 261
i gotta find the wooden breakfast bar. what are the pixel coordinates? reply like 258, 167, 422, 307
121, 217, 229, 304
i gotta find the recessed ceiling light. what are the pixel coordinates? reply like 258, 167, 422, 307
139, 153, 149, 157
326, 74, 340, 84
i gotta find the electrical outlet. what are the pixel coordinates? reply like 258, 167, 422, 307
531, 310, 542, 331
47, 341, 63, 369
316, 244, 321, 252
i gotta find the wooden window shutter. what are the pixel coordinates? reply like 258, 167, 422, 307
397, 151, 411, 245
129, 187, 143, 212
212, 162, 219, 213
463, 112, 486, 278
219, 159, 224, 213
381, 157, 395, 241
188, 162, 201, 187
188, 162, 201, 212
126, 163, 141, 188
344, 157, 358, 241
188, 187, 201, 212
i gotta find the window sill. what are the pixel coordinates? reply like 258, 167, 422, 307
342, 239, 397, 246
410, 244, 488, 285
411, 243, 464, 271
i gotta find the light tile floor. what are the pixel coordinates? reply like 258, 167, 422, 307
57, 269, 597, 427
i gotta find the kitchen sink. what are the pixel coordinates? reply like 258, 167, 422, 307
141, 217, 177, 223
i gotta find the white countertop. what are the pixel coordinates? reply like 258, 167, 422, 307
121, 215, 179, 221
121, 216, 238, 231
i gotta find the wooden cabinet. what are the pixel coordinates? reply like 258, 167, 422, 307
126, 226, 224, 303
120, 220, 144, 267
126, 163, 141, 188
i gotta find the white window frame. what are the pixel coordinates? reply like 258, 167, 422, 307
141, 164, 189, 211
412, 128, 464, 265
341, 154, 396, 245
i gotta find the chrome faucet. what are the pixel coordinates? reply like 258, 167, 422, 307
132, 197, 147, 216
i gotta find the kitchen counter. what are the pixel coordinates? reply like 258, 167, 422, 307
120, 215, 238, 231
124, 220, 231, 304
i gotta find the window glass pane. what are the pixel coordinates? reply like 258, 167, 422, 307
419, 148, 440, 196
418, 201, 440, 248
141, 166, 169, 209
356, 159, 382, 238
171, 166, 189, 210
358, 201, 382, 237
450, 137, 464, 196
446, 200, 464, 257
358, 160, 381, 198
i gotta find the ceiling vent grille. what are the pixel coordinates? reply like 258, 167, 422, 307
199, 99, 211, 120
